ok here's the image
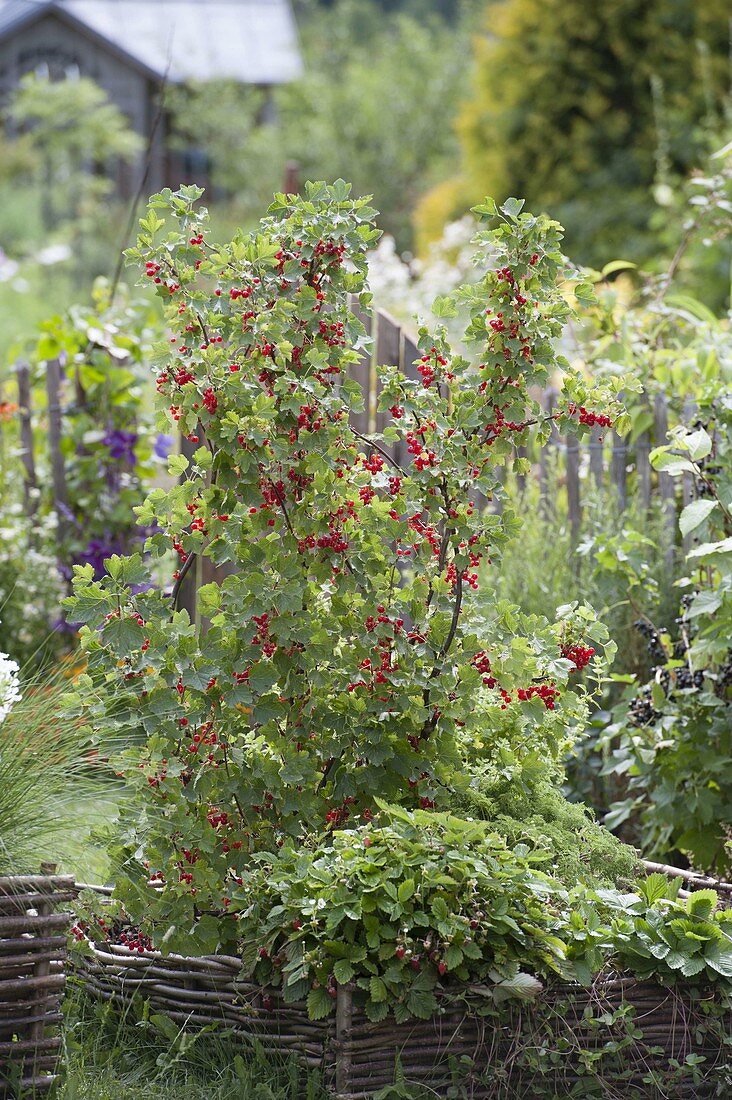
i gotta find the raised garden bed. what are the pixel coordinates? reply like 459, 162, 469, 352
0, 868, 78, 1097
75, 935, 732, 1099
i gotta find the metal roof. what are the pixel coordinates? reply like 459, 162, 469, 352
0, 0, 303, 84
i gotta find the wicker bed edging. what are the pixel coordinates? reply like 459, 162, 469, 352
0, 868, 78, 1098
75, 937, 732, 1099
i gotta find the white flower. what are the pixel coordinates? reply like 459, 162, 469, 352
367, 216, 490, 329
0, 652, 21, 724
36, 243, 73, 266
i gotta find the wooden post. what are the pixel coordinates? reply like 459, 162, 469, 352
611, 430, 628, 512
283, 160, 300, 195
636, 430, 651, 510
28, 863, 56, 1053
374, 309, 401, 446
335, 984, 353, 1099
654, 392, 676, 567
397, 330, 419, 469
16, 363, 38, 516
174, 430, 235, 630
348, 295, 372, 436
44, 359, 69, 537
566, 433, 581, 542
538, 387, 558, 518
588, 426, 604, 491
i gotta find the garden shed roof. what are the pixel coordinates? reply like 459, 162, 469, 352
0, 0, 302, 84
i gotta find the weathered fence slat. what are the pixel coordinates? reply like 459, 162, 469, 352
348, 296, 372, 436
374, 309, 401, 443
396, 330, 420, 469
16, 363, 37, 515
565, 433, 581, 540
538, 387, 559, 518
589, 426, 604, 490
611, 431, 628, 512
636, 430, 651, 510
44, 358, 69, 536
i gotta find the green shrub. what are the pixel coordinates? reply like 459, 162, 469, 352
608, 874, 732, 982
600, 399, 732, 874
454, 775, 641, 888
64, 186, 627, 1023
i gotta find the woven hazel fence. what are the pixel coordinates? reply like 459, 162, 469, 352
74, 943, 731, 1099
75, 863, 732, 1099
0, 867, 78, 1097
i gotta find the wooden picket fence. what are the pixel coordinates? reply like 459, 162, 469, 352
11, 306, 691, 616
339, 303, 687, 539
338, 303, 686, 539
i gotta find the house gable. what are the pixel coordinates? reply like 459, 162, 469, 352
0, 2, 303, 86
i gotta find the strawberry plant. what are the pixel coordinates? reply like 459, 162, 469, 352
606, 874, 732, 982
65, 184, 628, 1015
241, 807, 571, 1022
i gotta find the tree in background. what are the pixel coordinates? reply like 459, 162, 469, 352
10, 74, 141, 233
171, 0, 474, 251
417, 0, 731, 264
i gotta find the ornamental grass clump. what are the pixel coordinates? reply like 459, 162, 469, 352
0, 661, 116, 874
65, 184, 630, 1015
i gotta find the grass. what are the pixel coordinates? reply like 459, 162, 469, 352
0, 663, 120, 878
59, 988, 327, 1100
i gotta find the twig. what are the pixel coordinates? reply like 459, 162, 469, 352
171, 550, 196, 610
439, 571, 464, 660
351, 428, 406, 476
108, 65, 171, 306
420, 572, 464, 741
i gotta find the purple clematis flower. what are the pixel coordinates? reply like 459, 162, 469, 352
154, 433, 174, 460
77, 538, 120, 579
102, 429, 138, 463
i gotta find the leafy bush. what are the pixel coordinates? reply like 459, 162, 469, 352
600, 397, 732, 873
244, 827, 732, 1021
64, 184, 627, 1020
453, 774, 641, 889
